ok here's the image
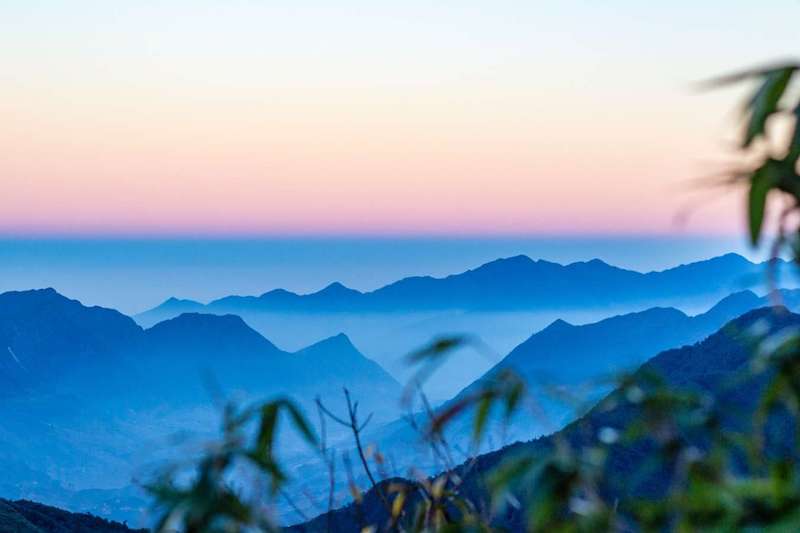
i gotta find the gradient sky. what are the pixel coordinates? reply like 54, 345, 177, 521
1, 1, 798, 236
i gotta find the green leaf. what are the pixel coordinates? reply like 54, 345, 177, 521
255, 402, 280, 461
282, 401, 318, 448
744, 67, 794, 147
407, 336, 469, 364
472, 394, 493, 442
487, 455, 536, 498
427, 398, 471, 437
788, 102, 800, 165
748, 164, 777, 245
504, 380, 524, 420
698, 61, 799, 89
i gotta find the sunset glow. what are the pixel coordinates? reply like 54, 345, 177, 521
2, 1, 797, 236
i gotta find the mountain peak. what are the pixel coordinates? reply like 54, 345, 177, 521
543, 318, 574, 331
667, 253, 752, 272
148, 312, 252, 339
710, 252, 751, 265
296, 332, 357, 354
316, 282, 361, 296
505, 254, 535, 263
159, 296, 203, 308
571, 258, 611, 267
704, 290, 761, 314
1, 287, 63, 303
259, 288, 296, 298
145, 312, 282, 355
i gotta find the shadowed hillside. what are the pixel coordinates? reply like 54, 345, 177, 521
290, 307, 800, 531
0, 499, 145, 533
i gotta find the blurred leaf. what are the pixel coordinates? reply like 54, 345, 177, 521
488, 455, 537, 500
255, 402, 280, 461
407, 335, 470, 364
743, 67, 795, 147
789, 102, 800, 164
282, 400, 318, 448
699, 61, 799, 88
428, 399, 471, 437
472, 394, 492, 442
748, 161, 781, 245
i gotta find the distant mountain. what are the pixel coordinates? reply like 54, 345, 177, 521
0, 288, 399, 407
454, 288, 796, 400
0, 288, 143, 396
0, 498, 144, 533
292, 307, 800, 531
135, 312, 401, 406
278, 292, 798, 527
137, 253, 781, 324
363, 290, 792, 450
0, 289, 400, 526
292, 333, 401, 397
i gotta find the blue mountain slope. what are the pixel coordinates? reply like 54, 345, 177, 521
292, 306, 800, 532
292, 333, 400, 399
357, 289, 795, 472
0, 289, 401, 525
451, 288, 786, 403
0, 289, 399, 406
0, 288, 143, 396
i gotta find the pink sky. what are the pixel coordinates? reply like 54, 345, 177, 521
1, 1, 796, 236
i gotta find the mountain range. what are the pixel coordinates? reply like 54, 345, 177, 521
292, 306, 800, 531
453, 288, 800, 402
0, 288, 400, 526
137, 253, 778, 324
358, 289, 800, 457
267, 289, 800, 527
0, 256, 793, 529
0, 288, 399, 408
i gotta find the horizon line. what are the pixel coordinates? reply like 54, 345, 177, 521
0, 230, 745, 241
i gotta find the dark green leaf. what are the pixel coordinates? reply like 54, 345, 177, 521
472, 394, 493, 442
744, 67, 794, 147
748, 164, 778, 245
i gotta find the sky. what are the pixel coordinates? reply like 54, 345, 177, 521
1, 1, 798, 237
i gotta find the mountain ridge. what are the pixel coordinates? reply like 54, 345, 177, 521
291, 306, 800, 531
450, 288, 800, 406
0, 288, 401, 526
136, 253, 784, 324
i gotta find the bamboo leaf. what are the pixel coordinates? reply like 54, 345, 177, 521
282, 401, 318, 448
748, 164, 777, 245
473, 394, 493, 442
743, 67, 794, 147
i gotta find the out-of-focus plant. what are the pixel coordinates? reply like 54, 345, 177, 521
706, 62, 800, 257
146, 399, 317, 532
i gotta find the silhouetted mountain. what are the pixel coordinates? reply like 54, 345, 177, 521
452, 289, 797, 403
137, 254, 781, 324
0, 288, 143, 397
0, 289, 398, 405
146, 296, 204, 315
0, 289, 400, 526
293, 307, 800, 531
140, 312, 399, 404
293, 333, 400, 397
351, 290, 791, 476
0, 498, 145, 533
